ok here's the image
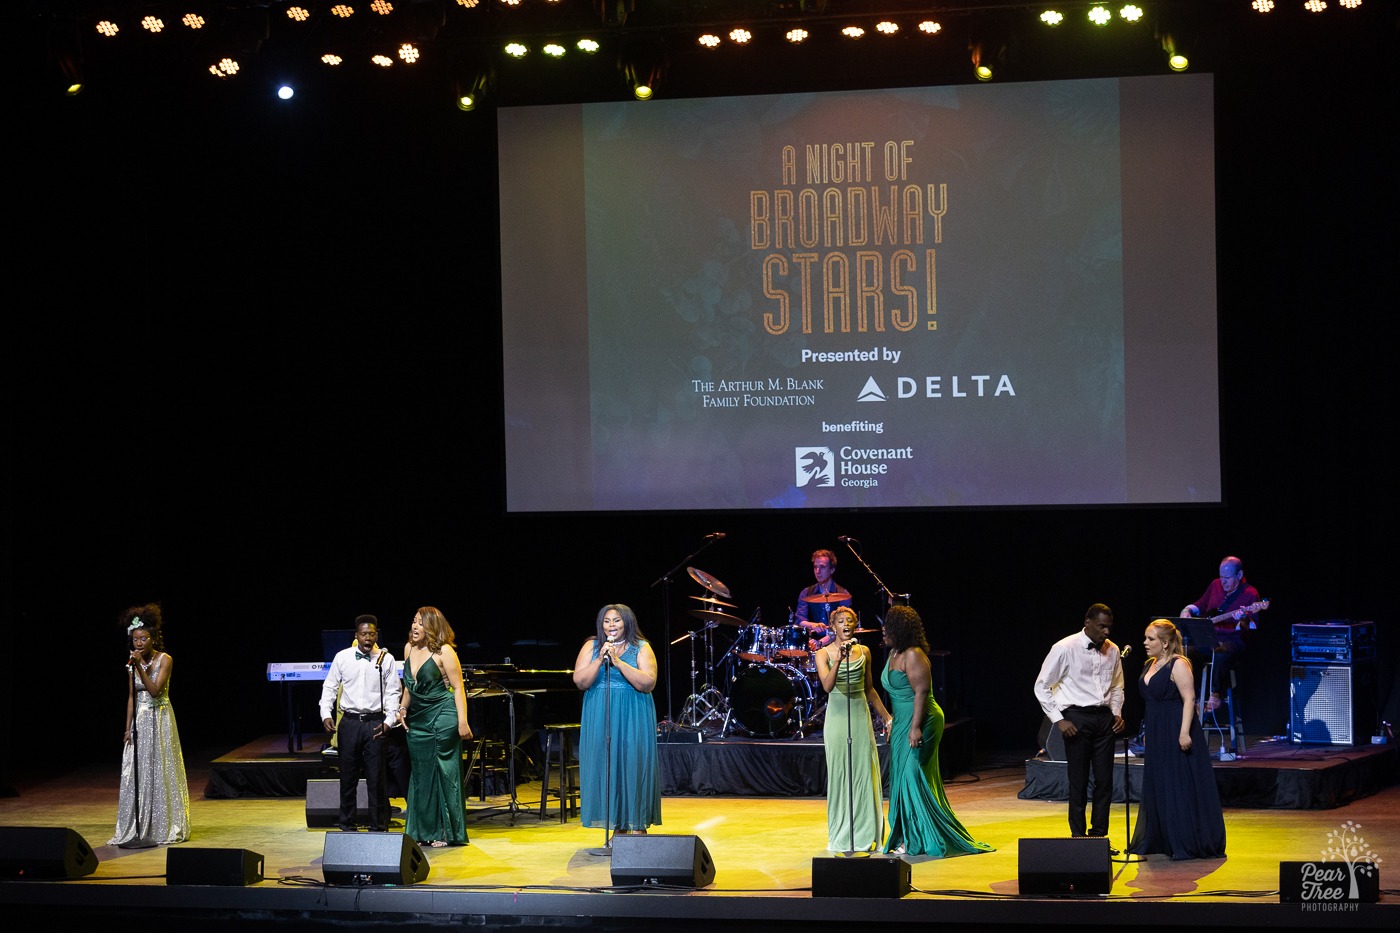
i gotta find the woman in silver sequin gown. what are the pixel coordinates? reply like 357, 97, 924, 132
109, 604, 190, 848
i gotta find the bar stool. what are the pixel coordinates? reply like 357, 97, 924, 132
538, 723, 581, 822
1200, 662, 1245, 761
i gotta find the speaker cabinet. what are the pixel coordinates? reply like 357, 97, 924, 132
812, 856, 911, 898
306, 778, 370, 828
1018, 837, 1111, 896
0, 826, 98, 879
167, 847, 264, 886
1290, 663, 1377, 746
322, 832, 428, 886
610, 834, 715, 888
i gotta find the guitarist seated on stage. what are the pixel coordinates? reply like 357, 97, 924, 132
1180, 555, 1268, 713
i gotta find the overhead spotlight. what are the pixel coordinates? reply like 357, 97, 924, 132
1087, 5, 1112, 26
576, 38, 600, 53
1161, 35, 1188, 72
786, 29, 809, 44
456, 71, 490, 111
1040, 10, 1065, 26
504, 41, 528, 57
140, 15, 166, 34
875, 21, 899, 36
840, 26, 865, 39
95, 20, 119, 38
917, 20, 942, 35
621, 36, 665, 101
66, 83, 84, 96
1250, 0, 1275, 11
729, 28, 752, 44
698, 34, 721, 49
277, 85, 295, 100
1119, 5, 1144, 22
970, 43, 1000, 82
1303, 1, 1326, 12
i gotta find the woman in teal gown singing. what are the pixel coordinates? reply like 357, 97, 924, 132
397, 606, 472, 847
817, 605, 894, 852
573, 603, 661, 835
881, 604, 993, 858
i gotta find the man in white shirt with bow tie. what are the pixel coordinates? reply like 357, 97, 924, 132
320, 615, 402, 833
1034, 603, 1125, 845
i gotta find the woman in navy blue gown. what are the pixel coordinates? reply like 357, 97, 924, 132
1128, 619, 1226, 860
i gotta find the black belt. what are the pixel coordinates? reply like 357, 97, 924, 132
344, 711, 385, 721
1064, 705, 1109, 712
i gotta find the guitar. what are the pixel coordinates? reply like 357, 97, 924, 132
1207, 598, 1270, 631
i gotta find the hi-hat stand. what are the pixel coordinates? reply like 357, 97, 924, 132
676, 622, 728, 732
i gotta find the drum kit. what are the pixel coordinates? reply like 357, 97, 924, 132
675, 567, 878, 739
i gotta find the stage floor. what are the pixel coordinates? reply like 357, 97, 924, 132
2, 746, 1397, 931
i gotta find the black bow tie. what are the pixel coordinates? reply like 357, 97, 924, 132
1086, 642, 1099, 652
355, 651, 373, 661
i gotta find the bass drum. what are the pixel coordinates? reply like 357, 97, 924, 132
729, 664, 813, 738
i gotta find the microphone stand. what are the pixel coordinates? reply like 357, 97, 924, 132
838, 538, 908, 618
650, 536, 723, 729
1114, 724, 1144, 864
841, 643, 862, 857
128, 658, 143, 845
588, 642, 617, 857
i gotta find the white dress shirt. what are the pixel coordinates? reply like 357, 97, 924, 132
1033, 630, 1124, 724
318, 646, 402, 720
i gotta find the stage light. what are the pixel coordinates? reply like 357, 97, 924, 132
277, 85, 294, 99
286, 6, 311, 22
370, 0, 393, 14
841, 26, 865, 39
331, 4, 354, 18
456, 72, 489, 111
698, 34, 720, 48
504, 42, 527, 57
1303, 1, 1326, 12
66, 83, 84, 96
1120, 5, 1143, 22
729, 28, 751, 45
398, 43, 420, 63
372, 53, 394, 66
141, 16, 165, 34
1339, 0, 1363, 9
917, 20, 942, 35
209, 57, 240, 78
455, 0, 479, 7
182, 14, 205, 30
1088, 6, 1112, 26
876, 21, 899, 36
1168, 52, 1189, 72
786, 29, 809, 44
542, 43, 565, 57
577, 38, 599, 53
95, 20, 119, 38
1251, 0, 1275, 11
1040, 10, 1065, 26
321, 53, 343, 65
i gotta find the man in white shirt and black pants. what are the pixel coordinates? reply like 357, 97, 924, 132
1033, 603, 1125, 850
320, 615, 401, 833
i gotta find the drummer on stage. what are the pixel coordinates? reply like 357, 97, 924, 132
796, 548, 853, 651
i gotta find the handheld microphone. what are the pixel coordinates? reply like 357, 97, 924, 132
705, 532, 727, 539
1121, 645, 1132, 658
603, 634, 620, 665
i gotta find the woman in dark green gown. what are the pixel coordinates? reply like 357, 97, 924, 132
881, 605, 993, 858
397, 606, 472, 847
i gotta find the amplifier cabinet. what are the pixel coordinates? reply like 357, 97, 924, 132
1289, 663, 1377, 746
1291, 621, 1376, 664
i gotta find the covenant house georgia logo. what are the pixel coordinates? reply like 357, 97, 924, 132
1279, 820, 1381, 909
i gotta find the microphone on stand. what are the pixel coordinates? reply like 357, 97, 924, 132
1121, 645, 1132, 659
705, 532, 727, 539
837, 535, 858, 543
603, 634, 621, 666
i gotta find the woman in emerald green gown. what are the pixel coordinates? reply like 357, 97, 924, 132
881, 605, 993, 858
397, 606, 472, 847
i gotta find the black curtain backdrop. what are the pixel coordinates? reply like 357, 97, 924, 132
8, 18, 1397, 782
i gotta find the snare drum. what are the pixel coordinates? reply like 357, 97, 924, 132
734, 624, 771, 662
771, 624, 809, 658
729, 664, 814, 738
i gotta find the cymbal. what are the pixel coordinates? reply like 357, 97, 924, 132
688, 608, 745, 626
690, 594, 737, 609
687, 566, 731, 598
801, 592, 850, 604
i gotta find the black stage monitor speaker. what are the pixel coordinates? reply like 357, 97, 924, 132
1018, 837, 1111, 896
610, 834, 715, 888
167, 847, 264, 886
322, 832, 428, 886
1290, 663, 1377, 746
306, 778, 370, 828
0, 826, 98, 879
812, 856, 911, 898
